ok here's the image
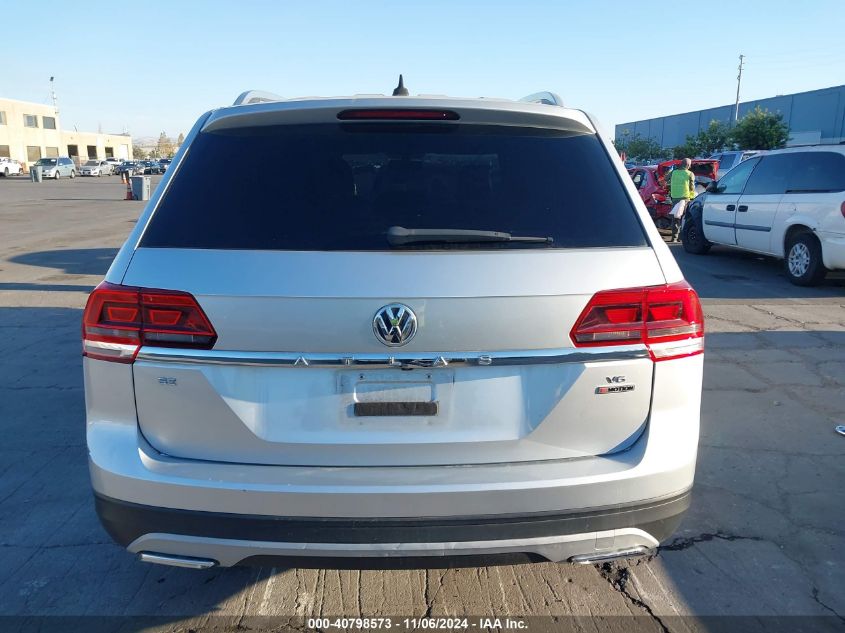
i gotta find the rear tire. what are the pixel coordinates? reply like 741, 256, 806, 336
682, 216, 711, 254
785, 232, 826, 286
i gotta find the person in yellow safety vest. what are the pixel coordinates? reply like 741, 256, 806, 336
669, 158, 696, 243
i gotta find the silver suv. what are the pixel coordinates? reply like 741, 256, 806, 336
85, 87, 704, 569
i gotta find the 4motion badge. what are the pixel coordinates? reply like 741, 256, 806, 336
596, 375, 634, 394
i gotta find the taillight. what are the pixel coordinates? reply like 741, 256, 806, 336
82, 282, 217, 363
840, 201, 845, 219
337, 109, 460, 121
570, 281, 704, 362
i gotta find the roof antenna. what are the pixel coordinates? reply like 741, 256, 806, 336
392, 74, 409, 96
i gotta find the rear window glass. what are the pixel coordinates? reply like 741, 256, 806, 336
141, 123, 647, 251
720, 154, 738, 169
787, 151, 845, 193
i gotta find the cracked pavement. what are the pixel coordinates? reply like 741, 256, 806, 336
0, 176, 843, 630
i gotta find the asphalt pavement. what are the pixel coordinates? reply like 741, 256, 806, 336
0, 175, 843, 632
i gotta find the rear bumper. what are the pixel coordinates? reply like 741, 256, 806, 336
819, 231, 845, 271
86, 354, 702, 566
95, 490, 689, 566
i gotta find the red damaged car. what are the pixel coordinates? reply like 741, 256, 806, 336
629, 159, 718, 230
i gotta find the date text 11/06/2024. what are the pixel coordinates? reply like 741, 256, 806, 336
306, 617, 528, 629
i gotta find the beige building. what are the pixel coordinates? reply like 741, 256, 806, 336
0, 97, 133, 169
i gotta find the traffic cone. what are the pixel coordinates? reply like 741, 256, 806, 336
124, 179, 134, 201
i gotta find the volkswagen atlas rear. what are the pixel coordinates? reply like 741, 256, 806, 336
85, 90, 704, 568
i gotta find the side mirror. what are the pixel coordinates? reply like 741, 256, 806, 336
706, 181, 719, 193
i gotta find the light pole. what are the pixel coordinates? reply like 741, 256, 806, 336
734, 54, 745, 123
50, 76, 59, 117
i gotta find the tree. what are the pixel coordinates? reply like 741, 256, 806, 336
176, 132, 185, 148
157, 132, 175, 158
696, 120, 732, 155
616, 131, 663, 162
730, 106, 789, 150
132, 145, 147, 160
671, 120, 732, 159
671, 137, 700, 161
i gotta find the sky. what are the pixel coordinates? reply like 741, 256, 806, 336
4, 0, 844, 140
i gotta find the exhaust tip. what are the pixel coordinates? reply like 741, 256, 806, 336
139, 552, 218, 569
569, 546, 653, 565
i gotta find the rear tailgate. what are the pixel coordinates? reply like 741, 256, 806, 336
126, 248, 663, 466
121, 106, 668, 467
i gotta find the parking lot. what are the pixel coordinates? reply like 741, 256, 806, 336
0, 175, 843, 631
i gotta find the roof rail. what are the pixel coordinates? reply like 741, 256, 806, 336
519, 91, 564, 107
232, 90, 284, 106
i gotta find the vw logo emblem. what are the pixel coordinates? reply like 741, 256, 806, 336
373, 304, 418, 347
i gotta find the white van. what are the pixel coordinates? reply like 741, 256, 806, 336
684, 146, 845, 285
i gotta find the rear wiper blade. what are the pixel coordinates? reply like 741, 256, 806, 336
386, 226, 553, 246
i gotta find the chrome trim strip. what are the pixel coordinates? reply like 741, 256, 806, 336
128, 528, 659, 565
570, 546, 652, 564
136, 346, 649, 368
138, 552, 217, 569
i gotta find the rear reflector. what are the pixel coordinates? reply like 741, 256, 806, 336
571, 281, 704, 361
82, 282, 216, 363
337, 109, 460, 121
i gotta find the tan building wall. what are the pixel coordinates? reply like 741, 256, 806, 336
0, 96, 132, 168
62, 131, 132, 163
0, 98, 62, 165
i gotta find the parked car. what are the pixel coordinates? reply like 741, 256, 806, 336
158, 158, 172, 171
0, 157, 23, 177
629, 159, 718, 230
106, 157, 123, 170
115, 161, 142, 175
81, 160, 115, 177
85, 88, 705, 569
709, 150, 761, 179
34, 157, 75, 179
683, 145, 845, 285
629, 166, 667, 226
141, 160, 162, 175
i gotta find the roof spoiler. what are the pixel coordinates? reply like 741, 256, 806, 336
232, 90, 284, 106
519, 91, 564, 107
232, 90, 562, 107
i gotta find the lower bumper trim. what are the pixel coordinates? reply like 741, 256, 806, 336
95, 490, 690, 547
128, 528, 660, 567
95, 490, 689, 566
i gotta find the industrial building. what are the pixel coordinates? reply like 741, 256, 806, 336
0, 97, 133, 169
615, 84, 845, 149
